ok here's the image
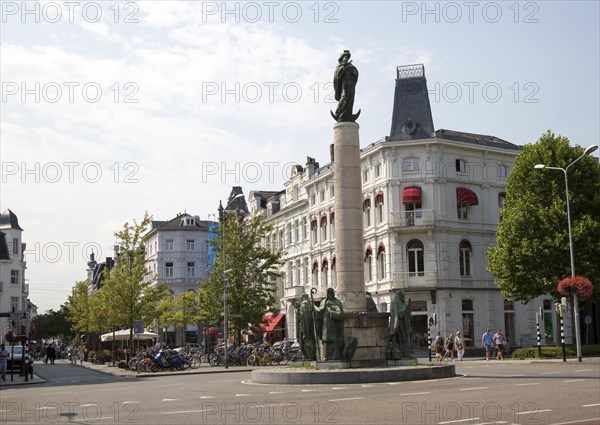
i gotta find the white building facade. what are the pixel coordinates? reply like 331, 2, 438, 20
243, 65, 566, 352
0, 209, 32, 341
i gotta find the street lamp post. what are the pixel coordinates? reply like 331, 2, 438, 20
535, 144, 598, 362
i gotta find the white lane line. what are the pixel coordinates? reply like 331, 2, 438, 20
269, 391, 284, 394
541, 371, 559, 375
439, 418, 481, 424
199, 396, 215, 399
582, 403, 600, 407
564, 379, 586, 383
516, 383, 540, 386
386, 382, 403, 385
550, 419, 600, 425
79, 404, 99, 407
331, 387, 346, 390
122, 401, 139, 404
515, 409, 552, 415
235, 394, 250, 397
360, 384, 375, 387
575, 369, 592, 372
161, 399, 178, 402
329, 397, 365, 402
301, 389, 316, 392
412, 379, 438, 383
460, 387, 489, 391
37, 406, 57, 410
163, 409, 210, 415
400, 391, 431, 396
80, 417, 116, 421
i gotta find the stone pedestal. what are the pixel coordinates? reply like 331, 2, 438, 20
333, 121, 365, 313
343, 311, 390, 367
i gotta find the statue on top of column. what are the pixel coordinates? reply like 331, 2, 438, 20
331, 50, 361, 123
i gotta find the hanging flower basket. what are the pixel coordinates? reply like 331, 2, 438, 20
557, 276, 593, 298
4, 331, 14, 343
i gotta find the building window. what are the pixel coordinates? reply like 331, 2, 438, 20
403, 158, 420, 172
12, 238, 19, 254
294, 220, 300, 243
364, 247, 373, 282
187, 262, 195, 277
498, 192, 506, 209
377, 244, 385, 279
462, 299, 474, 347
459, 240, 472, 277
279, 229, 284, 248
165, 239, 174, 251
287, 223, 292, 245
165, 262, 174, 278
543, 299, 554, 344
311, 194, 316, 206
322, 260, 328, 287
11, 297, 19, 313
303, 258, 309, 284
499, 164, 508, 178
11, 270, 19, 285
375, 163, 381, 178
456, 159, 467, 173
288, 261, 294, 287
311, 219, 318, 245
303, 217, 308, 240
320, 216, 327, 241
457, 204, 470, 220
330, 212, 335, 239
265, 235, 271, 251
363, 198, 371, 227
296, 259, 301, 285
186, 239, 195, 250
330, 186, 334, 197
407, 239, 424, 277
332, 258, 337, 288
312, 261, 319, 286
363, 169, 370, 182
375, 193, 384, 224
320, 190, 325, 202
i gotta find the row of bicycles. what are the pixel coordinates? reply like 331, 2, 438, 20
127, 341, 299, 372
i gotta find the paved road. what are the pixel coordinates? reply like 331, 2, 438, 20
1, 359, 598, 424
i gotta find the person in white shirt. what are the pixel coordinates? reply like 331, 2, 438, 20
454, 331, 465, 361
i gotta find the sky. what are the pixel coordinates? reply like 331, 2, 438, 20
1, 1, 599, 314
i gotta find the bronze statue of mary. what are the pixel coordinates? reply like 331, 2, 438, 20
331, 50, 360, 122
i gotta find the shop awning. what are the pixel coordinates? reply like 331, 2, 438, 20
456, 187, 479, 205
402, 186, 422, 204
257, 314, 285, 333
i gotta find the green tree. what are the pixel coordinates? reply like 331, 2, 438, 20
101, 213, 170, 351
32, 305, 72, 341
67, 280, 93, 342
488, 131, 600, 302
199, 214, 284, 344
159, 290, 200, 345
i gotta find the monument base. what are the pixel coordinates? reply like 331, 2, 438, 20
387, 359, 418, 367
344, 311, 390, 368
316, 361, 350, 370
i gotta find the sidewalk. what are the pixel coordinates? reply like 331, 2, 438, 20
0, 369, 45, 387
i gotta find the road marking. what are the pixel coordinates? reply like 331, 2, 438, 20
412, 379, 438, 383
583, 404, 600, 407
564, 379, 586, 383
79, 404, 99, 407
516, 383, 540, 386
331, 387, 346, 390
269, 391, 284, 394
459, 387, 488, 391
400, 391, 431, 396
360, 384, 375, 387
471, 422, 507, 425
575, 369, 592, 372
163, 409, 210, 415
439, 418, 481, 424
550, 418, 600, 425
301, 389, 316, 392
386, 382, 403, 385
161, 399, 178, 402
122, 401, 139, 404
37, 406, 57, 410
235, 394, 251, 397
515, 409, 552, 415
329, 397, 365, 402
80, 417, 116, 421
199, 396, 214, 399
541, 371, 559, 375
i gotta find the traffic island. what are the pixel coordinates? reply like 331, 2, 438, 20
251, 364, 455, 385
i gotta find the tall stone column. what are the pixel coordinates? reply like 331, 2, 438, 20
333, 121, 366, 313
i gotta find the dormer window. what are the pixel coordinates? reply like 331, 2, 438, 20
499, 165, 508, 178
403, 158, 420, 172
456, 159, 467, 173
182, 217, 195, 226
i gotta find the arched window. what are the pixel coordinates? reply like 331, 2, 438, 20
330, 211, 335, 239
375, 192, 384, 224
321, 258, 329, 287
377, 243, 386, 279
331, 257, 337, 288
320, 215, 328, 241
312, 260, 319, 286
459, 240, 472, 277
364, 246, 373, 282
311, 218, 318, 245
407, 239, 424, 277
363, 197, 371, 227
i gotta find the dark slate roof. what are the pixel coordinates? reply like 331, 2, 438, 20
388, 64, 436, 142
150, 214, 213, 232
435, 129, 521, 151
0, 209, 23, 230
225, 187, 249, 214
0, 231, 9, 260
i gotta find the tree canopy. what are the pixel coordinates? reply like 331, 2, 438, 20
488, 131, 600, 302
198, 214, 284, 343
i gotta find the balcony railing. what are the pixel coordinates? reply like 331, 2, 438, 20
389, 210, 435, 228
392, 271, 438, 289
284, 285, 306, 299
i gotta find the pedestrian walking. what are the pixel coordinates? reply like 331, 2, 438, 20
493, 329, 507, 360
434, 332, 444, 362
70, 347, 77, 366
45, 345, 51, 364
79, 344, 85, 365
454, 331, 465, 361
442, 334, 454, 361
481, 328, 493, 361
49, 345, 56, 364
0, 343, 9, 380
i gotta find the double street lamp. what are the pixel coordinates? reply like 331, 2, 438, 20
535, 144, 598, 362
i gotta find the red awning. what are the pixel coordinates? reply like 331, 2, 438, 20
402, 186, 421, 204
456, 187, 479, 205
257, 314, 285, 333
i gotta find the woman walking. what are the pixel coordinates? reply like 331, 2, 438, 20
443, 333, 455, 361
454, 331, 465, 361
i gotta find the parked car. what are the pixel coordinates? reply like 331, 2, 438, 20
5, 345, 24, 370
